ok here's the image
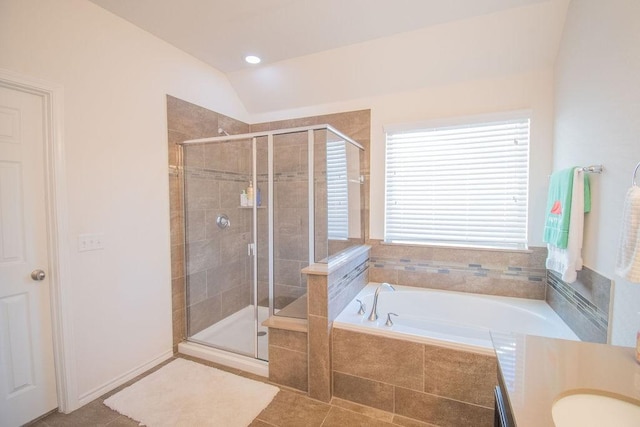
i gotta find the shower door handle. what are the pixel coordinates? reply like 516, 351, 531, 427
247, 243, 255, 256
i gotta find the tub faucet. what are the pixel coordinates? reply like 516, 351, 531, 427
367, 283, 396, 321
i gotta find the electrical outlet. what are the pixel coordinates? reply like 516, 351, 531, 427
78, 233, 105, 252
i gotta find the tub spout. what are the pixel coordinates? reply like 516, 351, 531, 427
367, 283, 395, 321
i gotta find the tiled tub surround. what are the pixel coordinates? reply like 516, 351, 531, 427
330, 282, 580, 426
332, 328, 497, 427
369, 241, 548, 299
546, 267, 612, 343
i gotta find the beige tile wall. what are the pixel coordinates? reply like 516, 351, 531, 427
369, 240, 548, 299
268, 328, 309, 391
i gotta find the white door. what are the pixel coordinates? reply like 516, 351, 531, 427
0, 85, 58, 426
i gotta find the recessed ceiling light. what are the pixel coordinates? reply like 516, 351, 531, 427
245, 55, 261, 64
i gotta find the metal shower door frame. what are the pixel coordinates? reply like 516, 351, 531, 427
179, 124, 363, 361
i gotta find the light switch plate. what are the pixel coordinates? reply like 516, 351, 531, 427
78, 233, 104, 252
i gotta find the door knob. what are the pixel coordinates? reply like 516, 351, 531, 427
31, 269, 46, 281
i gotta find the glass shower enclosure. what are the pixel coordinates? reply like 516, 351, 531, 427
178, 125, 363, 362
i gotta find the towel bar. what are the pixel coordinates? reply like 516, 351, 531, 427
548, 165, 604, 181
579, 165, 604, 174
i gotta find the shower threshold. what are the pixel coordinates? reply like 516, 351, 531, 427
179, 305, 270, 377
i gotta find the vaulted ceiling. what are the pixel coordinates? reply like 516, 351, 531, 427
89, 0, 570, 114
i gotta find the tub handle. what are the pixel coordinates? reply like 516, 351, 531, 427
356, 299, 366, 315
385, 312, 398, 327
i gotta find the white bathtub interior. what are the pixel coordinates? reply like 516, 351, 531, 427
334, 283, 580, 355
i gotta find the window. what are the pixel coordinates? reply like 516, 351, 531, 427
327, 139, 349, 240
384, 115, 530, 250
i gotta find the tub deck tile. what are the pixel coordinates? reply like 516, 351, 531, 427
333, 371, 394, 412
333, 328, 424, 391
423, 344, 497, 407
394, 387, 493, 427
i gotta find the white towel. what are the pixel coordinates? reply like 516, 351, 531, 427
615, 186, 640, 283
546, 168, 585, 283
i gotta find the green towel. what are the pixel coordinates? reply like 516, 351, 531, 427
543, 167, 591, 248
543, 168, 575, 248
584, 174, 591, 213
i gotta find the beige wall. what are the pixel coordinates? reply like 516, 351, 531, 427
0, 0, 249, 407
553, 0, 640, 346
228, 1, 569, 114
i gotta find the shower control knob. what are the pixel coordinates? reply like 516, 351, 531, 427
31, 269, 46, 281
216, 214, 231, 229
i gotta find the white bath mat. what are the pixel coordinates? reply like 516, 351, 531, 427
104, 358, 279, 427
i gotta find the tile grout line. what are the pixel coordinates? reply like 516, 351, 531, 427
319, 404, 334, 426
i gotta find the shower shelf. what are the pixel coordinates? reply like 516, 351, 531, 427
239, 206, 266, 209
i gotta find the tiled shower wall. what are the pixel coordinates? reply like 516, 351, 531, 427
251, 110, 371, 242
168, 96, 252, 349
182, 140, 254, 335
251, 113, 371, 316
257, 131, 311, 311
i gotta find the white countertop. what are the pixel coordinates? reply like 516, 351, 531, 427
492, 332, 640, 426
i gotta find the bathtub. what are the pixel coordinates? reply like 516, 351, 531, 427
334, 283, 579, 355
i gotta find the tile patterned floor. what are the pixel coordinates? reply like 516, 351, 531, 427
28, 355, 432, 427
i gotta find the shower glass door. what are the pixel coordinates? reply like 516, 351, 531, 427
183, 136, 269, 361
271, 131, 311, 318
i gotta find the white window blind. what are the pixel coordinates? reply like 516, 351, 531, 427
385, 117, 530, 249
327, 140, 349, 240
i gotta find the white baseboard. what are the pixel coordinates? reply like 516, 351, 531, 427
76, 349, 173, 407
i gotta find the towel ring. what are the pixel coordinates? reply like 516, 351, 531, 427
634, 162, 640, 186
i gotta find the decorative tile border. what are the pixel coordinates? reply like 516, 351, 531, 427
328, 260, 369, 303
546, 270, 609, 335
369, 257, 545, 282
182, 168, 314, 183
184, 167, 249, 182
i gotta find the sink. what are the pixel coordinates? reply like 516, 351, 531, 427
552, 391, 640, 427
